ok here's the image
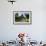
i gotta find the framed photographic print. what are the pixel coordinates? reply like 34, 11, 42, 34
13, 11, 32, 25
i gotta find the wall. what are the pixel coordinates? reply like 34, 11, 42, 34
0, 0, 46, 41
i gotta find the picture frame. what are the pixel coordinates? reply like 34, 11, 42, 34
13, 11, 32, 25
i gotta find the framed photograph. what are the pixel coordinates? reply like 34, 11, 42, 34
13, 11, 32, 25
